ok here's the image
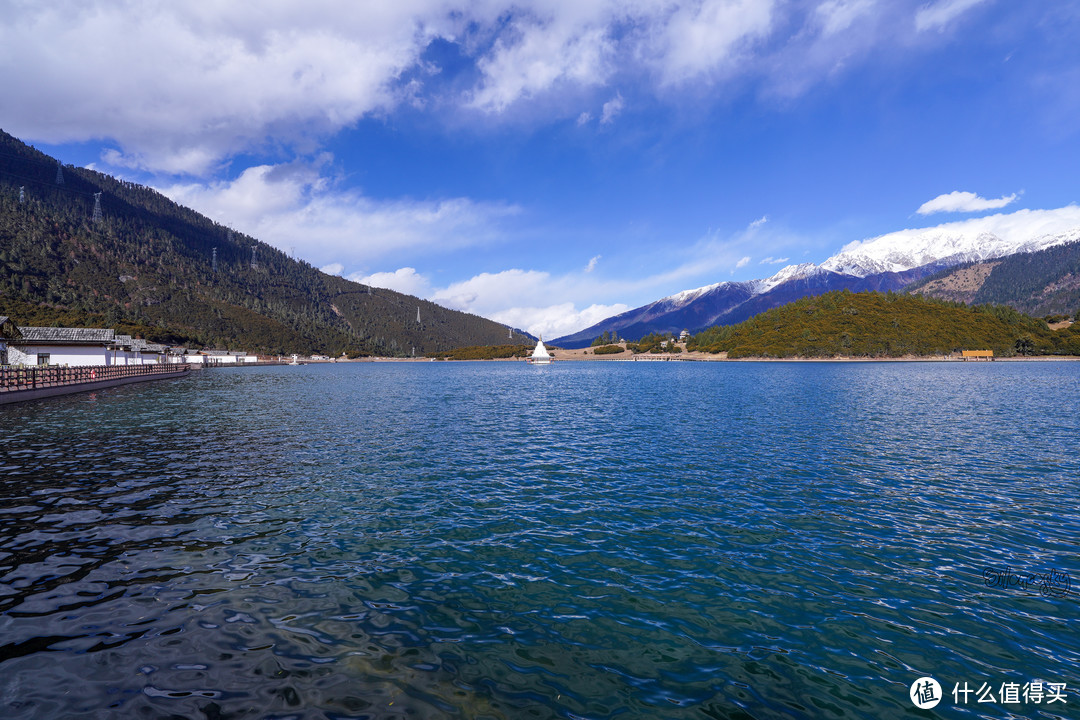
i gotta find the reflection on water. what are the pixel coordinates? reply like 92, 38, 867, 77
1, 362, 1078, 718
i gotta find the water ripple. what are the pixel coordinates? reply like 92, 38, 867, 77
1, 361, 1078, 717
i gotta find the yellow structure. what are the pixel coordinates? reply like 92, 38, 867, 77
961, 350, 994, 360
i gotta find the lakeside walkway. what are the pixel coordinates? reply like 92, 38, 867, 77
0, 364, 190, 405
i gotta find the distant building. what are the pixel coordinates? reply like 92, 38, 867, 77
679, 329, 690, 342
0, 320, 259, 367
0, 317, 22, 366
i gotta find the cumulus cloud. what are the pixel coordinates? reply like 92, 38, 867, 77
492, 302, 631, 340
159, 160, 520, 267
356, 266, 629, 339
468, 6, 614, 113
915, 0, 991, 32
916, 190, 1018, 215
355, 267, 432, 298
432, 270, 630, 339
0, 2, 1003, 170
320, 263, 345, 276
0, 3, 456, 174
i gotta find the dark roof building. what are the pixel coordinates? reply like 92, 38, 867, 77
17, 326, 116, 344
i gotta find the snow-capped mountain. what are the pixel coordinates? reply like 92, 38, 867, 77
821, 210, 1080, 277
553, 207, 1080, 348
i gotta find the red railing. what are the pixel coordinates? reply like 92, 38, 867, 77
0, 363, 188, 393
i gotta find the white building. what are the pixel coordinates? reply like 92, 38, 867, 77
9, 326, 116, 366
110, 335, 168, 365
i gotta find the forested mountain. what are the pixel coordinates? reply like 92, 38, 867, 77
905, 241, 1080, 316
687, 290, 1080, 358
0, 129, 518, 355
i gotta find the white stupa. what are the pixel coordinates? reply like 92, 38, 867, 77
527, 336, 552, 364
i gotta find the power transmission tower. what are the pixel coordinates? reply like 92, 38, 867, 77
91, 192, 102, 223
19, 187, 25, 204
55, 161, 64, 185
416, 306, 421, 324
250, 245, 258, 270
212, 247, 218, 273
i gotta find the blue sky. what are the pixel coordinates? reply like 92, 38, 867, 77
3, 1, 1079, 337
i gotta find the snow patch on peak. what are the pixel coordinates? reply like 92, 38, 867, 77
756, 263, 821, 292
663, 281, 728, 306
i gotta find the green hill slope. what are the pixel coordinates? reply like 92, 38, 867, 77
0, 129, 515, 355
687, 290, 1080, 358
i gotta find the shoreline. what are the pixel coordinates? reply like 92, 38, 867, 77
350, 353, 1080, 363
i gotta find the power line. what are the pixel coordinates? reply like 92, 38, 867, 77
0, 167, 97, 197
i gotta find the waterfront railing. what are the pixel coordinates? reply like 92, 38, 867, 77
0, 363, 188, 394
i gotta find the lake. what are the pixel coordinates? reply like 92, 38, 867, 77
1, 361, 1077, 718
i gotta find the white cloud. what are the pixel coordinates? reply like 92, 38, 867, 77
159, 160, 519, 267
346, 265, 629, 338
320, 263, 345, 276
760, 256, 789, 264
355, 267, 432, 298
815, 0, 877, 36
468, 7, 614, 113
585, 255, 601, 272
749, 215, 768, 229
600, 93, 624, 124
657, 0, 777, 85
735, 255, 751, 268
0, 3, 458, 174
914, 0, 990, 32
0, 1, 1004, 169
493, 302, 631, 340
916, 190, 1018, 215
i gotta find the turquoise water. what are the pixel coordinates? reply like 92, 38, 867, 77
1, 361, 1078, 718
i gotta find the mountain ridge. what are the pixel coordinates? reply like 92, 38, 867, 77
554, 211, 1080, 348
